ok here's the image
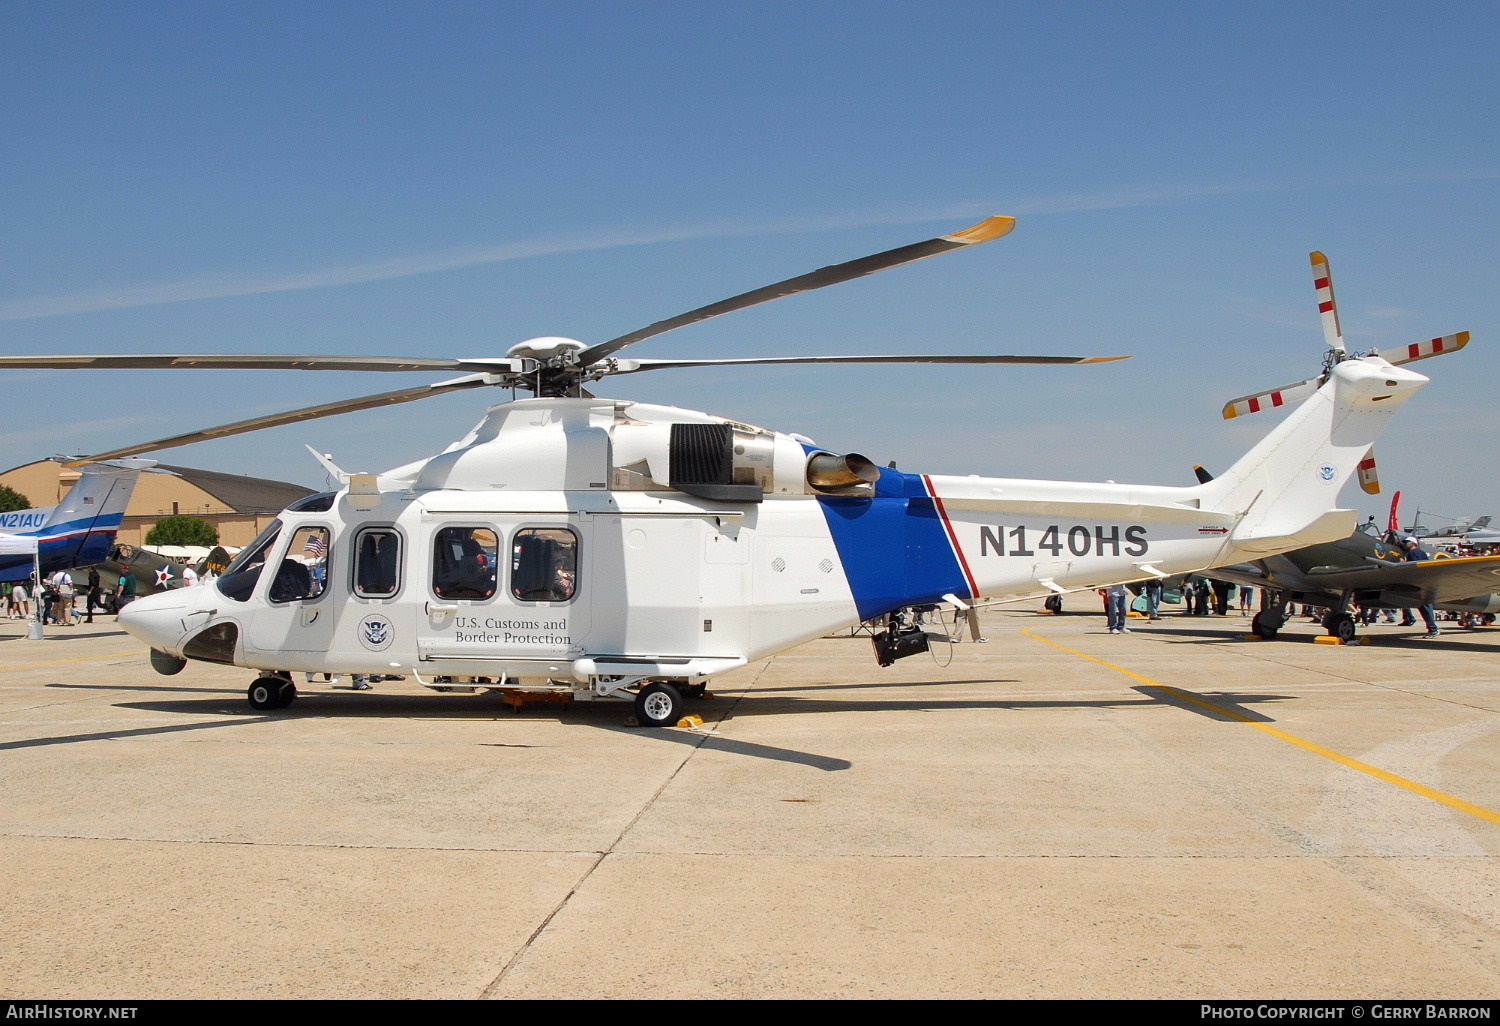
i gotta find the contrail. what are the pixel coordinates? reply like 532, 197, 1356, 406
2, 172, 1488, 322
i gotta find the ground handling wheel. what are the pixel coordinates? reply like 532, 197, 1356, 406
634, 682, 684, 727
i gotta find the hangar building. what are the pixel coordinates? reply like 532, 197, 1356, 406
0, 460, 315, 548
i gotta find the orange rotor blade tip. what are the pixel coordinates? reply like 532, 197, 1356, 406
944, 216, 1016, 244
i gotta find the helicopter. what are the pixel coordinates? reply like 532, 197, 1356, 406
0, 218, 1455, 725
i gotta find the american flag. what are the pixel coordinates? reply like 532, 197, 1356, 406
303, 534, 328, 558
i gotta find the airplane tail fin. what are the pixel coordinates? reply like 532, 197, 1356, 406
197, 545, 233, 579
1191, 357, 1427, 553
29, 457, 157, 568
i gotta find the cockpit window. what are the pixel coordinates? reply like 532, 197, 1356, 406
354, 528, 401, 598
268, 526, 330, 604
286, 491, 337, 513
218, 520, 282, 603
511, 528, 577, 603
433, 527, 498, 600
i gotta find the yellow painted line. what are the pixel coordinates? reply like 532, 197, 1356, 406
1, 649, 148, 671
1021, 626, 1500, 828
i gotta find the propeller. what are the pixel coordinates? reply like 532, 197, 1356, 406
2, 215, 1130, 464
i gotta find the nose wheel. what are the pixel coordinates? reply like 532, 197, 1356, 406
248, 675, 297, 711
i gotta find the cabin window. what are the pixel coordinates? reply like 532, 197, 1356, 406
353, 528, 401, 599
218, 520, 282, 603
268, 526, 331, 604
511, 527, 578, 603
432, 527, 498, 600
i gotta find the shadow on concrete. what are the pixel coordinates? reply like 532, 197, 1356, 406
1127, 685, 1288, 723
749, 679, 1017, 694
0, 716, 264, 751
111, 693, 856, 771
46, 682, 246, 696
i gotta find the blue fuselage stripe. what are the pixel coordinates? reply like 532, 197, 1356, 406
0, 513, 124, 582
813, 467, 968, 621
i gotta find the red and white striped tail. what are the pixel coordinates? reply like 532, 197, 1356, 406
1310, 251, 1345, 352
1222, 377, 1319, 419
1379, 331, 1470, 366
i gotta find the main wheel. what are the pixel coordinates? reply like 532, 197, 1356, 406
248, 676, 286, 711
634, 682, 684, 727
1251, 611, 1283, 640
1323, 612, 1357, 643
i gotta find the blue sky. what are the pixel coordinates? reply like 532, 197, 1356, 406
2, 1, 1495, 527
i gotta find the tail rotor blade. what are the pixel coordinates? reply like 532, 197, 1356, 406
1357, 447, 1380, 495
1310, 251, 1346, 353
1221, 377, 1320, 419
1378, 331, 1469, 366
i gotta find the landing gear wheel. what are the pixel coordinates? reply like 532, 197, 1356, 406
1251, 611, 1283, 640
1324, 612, 1357, 643
634, 682, 684, 727
248, 676, 295, 711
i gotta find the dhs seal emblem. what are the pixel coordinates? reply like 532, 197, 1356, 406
359, 614, 394, 651
1318, 465, 1336, 481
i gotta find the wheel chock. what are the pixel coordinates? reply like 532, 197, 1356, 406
676, 714, 705, 728
1241, 634, 1265, 641
1313, 635, 1344, 645
1357, 636, 1373, 645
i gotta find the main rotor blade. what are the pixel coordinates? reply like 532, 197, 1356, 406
607, 353, 1127, 375
64, 377, 491, 465
574, 215, 1017, 368
0, 353, 465, 372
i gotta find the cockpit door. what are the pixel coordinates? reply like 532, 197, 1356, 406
242, 524, 338, 654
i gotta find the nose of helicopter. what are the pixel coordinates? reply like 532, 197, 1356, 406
117, 587, 194, 655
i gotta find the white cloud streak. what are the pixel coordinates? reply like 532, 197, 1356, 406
3, 171, 1492, 323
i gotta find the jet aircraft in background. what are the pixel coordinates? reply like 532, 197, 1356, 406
0, 458, 157, 581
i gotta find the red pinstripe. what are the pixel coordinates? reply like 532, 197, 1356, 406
922, 475, 979, 600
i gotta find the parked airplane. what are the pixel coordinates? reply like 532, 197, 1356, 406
0, 458, 157, 582
1209, 518, 1500, 641
85, 542, 236, 609
0, 220, 1459, 725
1411, 515, 1500, 546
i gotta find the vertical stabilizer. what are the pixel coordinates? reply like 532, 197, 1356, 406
1192, 357, 1426, 552
0, 458, 157, 578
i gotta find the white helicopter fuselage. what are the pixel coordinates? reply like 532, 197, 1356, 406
122, 356, 1428, 701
